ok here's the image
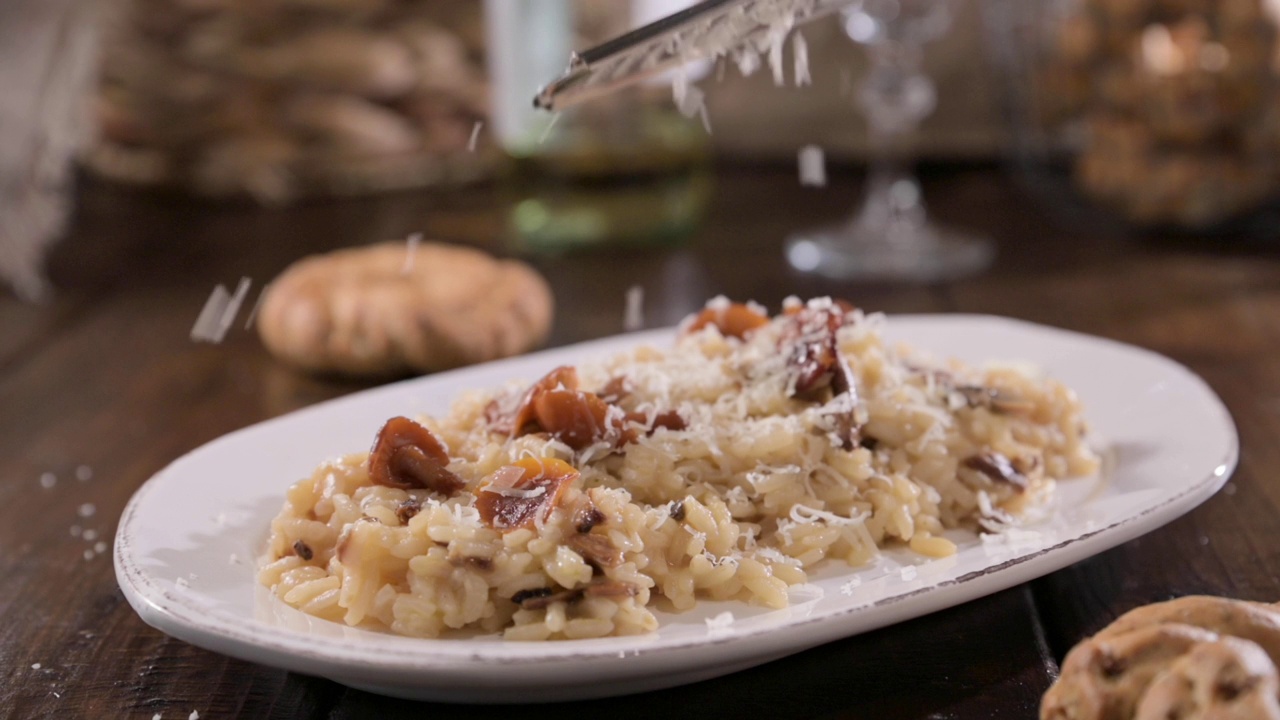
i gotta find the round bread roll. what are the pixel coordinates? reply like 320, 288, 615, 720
1042, 597, 1280, 720
257, 240, 553, 376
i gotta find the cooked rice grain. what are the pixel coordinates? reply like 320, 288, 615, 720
260, 305, 1097, 639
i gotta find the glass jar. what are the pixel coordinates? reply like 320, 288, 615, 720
85, 0, 491, 203
991, 0, 1280, 232
485, 0, 712, 252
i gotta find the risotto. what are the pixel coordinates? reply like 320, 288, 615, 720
259, 297, 1098, 640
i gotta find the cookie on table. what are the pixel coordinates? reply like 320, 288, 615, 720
1041, 596, 1280, 720
256, 240, 553, 377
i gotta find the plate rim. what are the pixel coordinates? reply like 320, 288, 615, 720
114, 314, 1240, 676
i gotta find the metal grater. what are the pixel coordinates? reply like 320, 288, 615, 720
533, 0, 851, 111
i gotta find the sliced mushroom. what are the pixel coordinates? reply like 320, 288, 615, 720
367, 416, 464, 494
532, 388, 630, 451
624, 408, 688, 434
567, 532, 623, 569
511, 587, 573, 610
682, 302, 770, 339
583, 579, 639, 599
396, 497, 422, 525
779, 304, 862, 449
510, 365, 580, 435
510, 579, 639, 610
597, 376, 632, 404
781, 304, 848, 399
475, 457, 579, 530
572, 500, 605, 534
956, 385, 1036, 416
962, 452, 1029, 492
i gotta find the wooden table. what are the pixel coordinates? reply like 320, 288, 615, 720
4, 164, 1277, 719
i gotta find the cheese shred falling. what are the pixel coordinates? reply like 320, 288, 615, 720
793, 31, 811, 86
191, 277, 252, 343
401, 233, 422, 275
624, 285, 645, 332
798, 145, 826, 187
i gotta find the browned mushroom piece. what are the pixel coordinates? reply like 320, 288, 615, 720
597, 376, 632, 404
957, 385, 1037, 416
510, 578, 640, 610
509, 365, 580, 435
583, 579, 639, 599
572, 499, 605, 534
778, 303, 862, 449
682, 302, 770, 339
781, 303, 848, 398
623, 408, 688, 434
500, 365, 643, 451
368, 416, 464, 494
532, 389, 631, 451
483, 397, 515, 435
512, 587, 579, 610
962, 452, 1030, 492
649, 409, 688, 432
567, 532, 623, 570
475, 457, 579, 530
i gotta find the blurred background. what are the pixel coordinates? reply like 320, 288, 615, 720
3, 0, 1280, 313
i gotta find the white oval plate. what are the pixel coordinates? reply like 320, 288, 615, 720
115, 315, 1237, 703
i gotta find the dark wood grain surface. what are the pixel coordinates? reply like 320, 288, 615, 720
3, 164, 1277, 719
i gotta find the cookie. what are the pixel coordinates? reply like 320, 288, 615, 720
256, 240, 553, 376
1097, 596, 1280, 663
1135, 637, 1280, 720
1042, 597, 1280, 720
1043, 623, 1220, 720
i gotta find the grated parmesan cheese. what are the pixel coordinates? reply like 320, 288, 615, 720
797, 145, 825, 187
39, 472, 56, 489
788, 504, 868, 526
766, 17, 793, 85
77, 503, 95, 518
537, 113, 561, 145
401, 233, 422, 275
242, 283, 269, 330
705, 611, 735, 635
792, 31, 810, 86
734, 47, 761, 76
624, 284, 645, 333
214, 278, 251, 342
75, 465, 92, 481
192, 278, 251, 343
839, 576, 862, 595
